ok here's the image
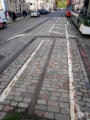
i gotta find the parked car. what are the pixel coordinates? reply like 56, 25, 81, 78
16, 12, 22, 17
30, 11, 40, 17
39, 9, 48, 14
0, 10, 7, 28
46, 8, 51, 13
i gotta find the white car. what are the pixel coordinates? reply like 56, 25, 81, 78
0, 10, 7, 28
30, 11, 40, 17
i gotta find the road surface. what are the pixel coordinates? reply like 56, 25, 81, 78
0, 9, 90, 120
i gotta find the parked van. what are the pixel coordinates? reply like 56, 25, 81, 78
0, 10, 7, 28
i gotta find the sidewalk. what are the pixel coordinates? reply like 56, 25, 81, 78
7, 15, 30, 24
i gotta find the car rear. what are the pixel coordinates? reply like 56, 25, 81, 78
0, 22, 4, 28
39, 9, 48, 15
31, 11, 40, 17
0, 11, 7, 28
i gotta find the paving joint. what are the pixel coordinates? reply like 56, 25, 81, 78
37, 36, 66, 39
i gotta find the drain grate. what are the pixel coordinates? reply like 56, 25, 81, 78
0, 55, 5, 60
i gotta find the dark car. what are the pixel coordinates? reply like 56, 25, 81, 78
16, 12, 22, 17
39, 9, 48, 15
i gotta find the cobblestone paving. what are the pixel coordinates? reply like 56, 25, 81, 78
67, 19, 90, 82
69, 38, 90, 119
34, 38, 70, 120
67, 19, 90, 119
0, 16, 90, 120
0, 37, 70, 120
0, 38, 42, 94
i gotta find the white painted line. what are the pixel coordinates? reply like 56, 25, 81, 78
54, 27, 63, 30
7, 34, 25, 41
49, 24, 55, 33
69, 35, 76, 38
0, 40, 44, 102
51, 31, 64, 35
65, 22, 85, 120
65, 24, 76, 120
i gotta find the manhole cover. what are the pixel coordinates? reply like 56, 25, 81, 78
0, 55, 5, 60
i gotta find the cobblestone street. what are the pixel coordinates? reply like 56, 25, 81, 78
0, 11, 90, 120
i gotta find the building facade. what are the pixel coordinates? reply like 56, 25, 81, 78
72, 0, 84, 8
72, 0, 85, 11
0, 0, 56, 12
6, 0, 27, 12
0, 0, 7, 11
26, 0, 56, 10
0, 0, 27, 12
